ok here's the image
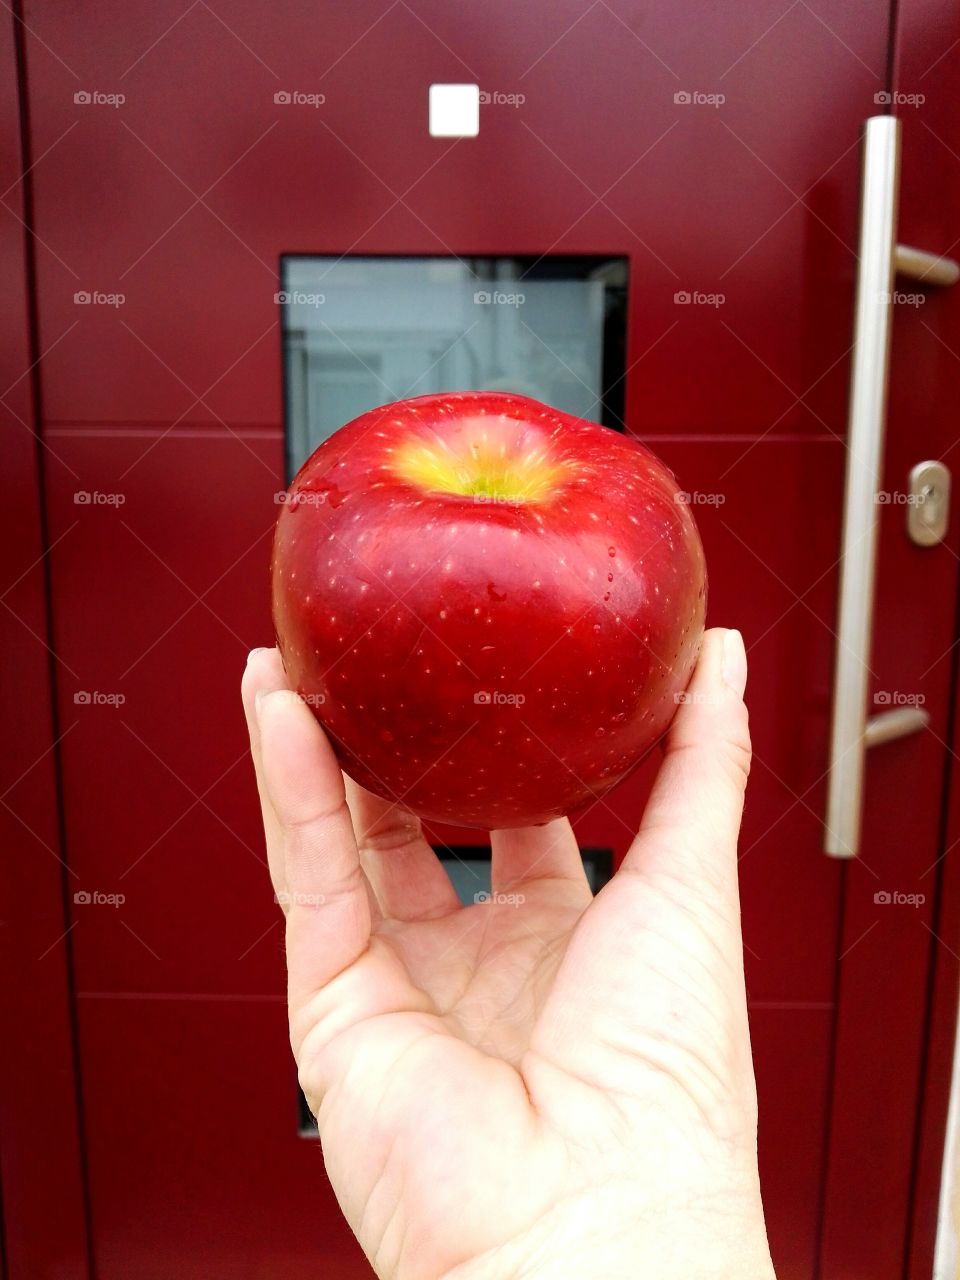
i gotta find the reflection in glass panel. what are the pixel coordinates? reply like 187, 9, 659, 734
280, 256, 627, 474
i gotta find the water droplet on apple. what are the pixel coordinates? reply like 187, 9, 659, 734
608, 546, 616, 556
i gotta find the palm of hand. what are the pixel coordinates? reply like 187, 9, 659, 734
243, 634, 773, 1280
295, 868, 753, 1279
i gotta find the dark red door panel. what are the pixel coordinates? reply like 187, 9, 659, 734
0, 9, 90, 1276
13, 2, 960, 1278
41, 427, 282, 996
77, 996, 370, 1278
23, 0, 887, 431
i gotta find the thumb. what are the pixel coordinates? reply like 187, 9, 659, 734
528, 629, 756, 1116
623, 626, 751, 911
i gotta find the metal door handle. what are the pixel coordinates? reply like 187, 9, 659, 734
893, 245, 960, 286
824, 116, 956, 858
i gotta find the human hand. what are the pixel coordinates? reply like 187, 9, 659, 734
241, 628, 775, 1279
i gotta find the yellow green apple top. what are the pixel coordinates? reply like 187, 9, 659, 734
271, 391, 706, 829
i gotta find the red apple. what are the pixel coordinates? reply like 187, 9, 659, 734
271, 391, 706, 829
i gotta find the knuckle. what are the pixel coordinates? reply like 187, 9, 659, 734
722, 739, 752, 792
722, 703, 752, 790
357, 812, 422, 855
284, 795, 351, 838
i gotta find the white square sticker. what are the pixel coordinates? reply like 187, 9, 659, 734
428, 83, 480, 138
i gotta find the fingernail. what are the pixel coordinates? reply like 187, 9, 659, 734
247, 646, 268, 665
721, 629, 747, 696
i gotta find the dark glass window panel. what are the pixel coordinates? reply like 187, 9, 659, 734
280, 255, 628, 477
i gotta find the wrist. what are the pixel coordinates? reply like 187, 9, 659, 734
441, 1182, 775, 1280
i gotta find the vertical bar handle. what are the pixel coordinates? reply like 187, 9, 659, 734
824, 116, 900, 857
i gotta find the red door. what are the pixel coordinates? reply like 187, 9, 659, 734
5, 2, 960, 1277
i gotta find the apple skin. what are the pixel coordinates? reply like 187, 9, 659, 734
272, 391, 706, 829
